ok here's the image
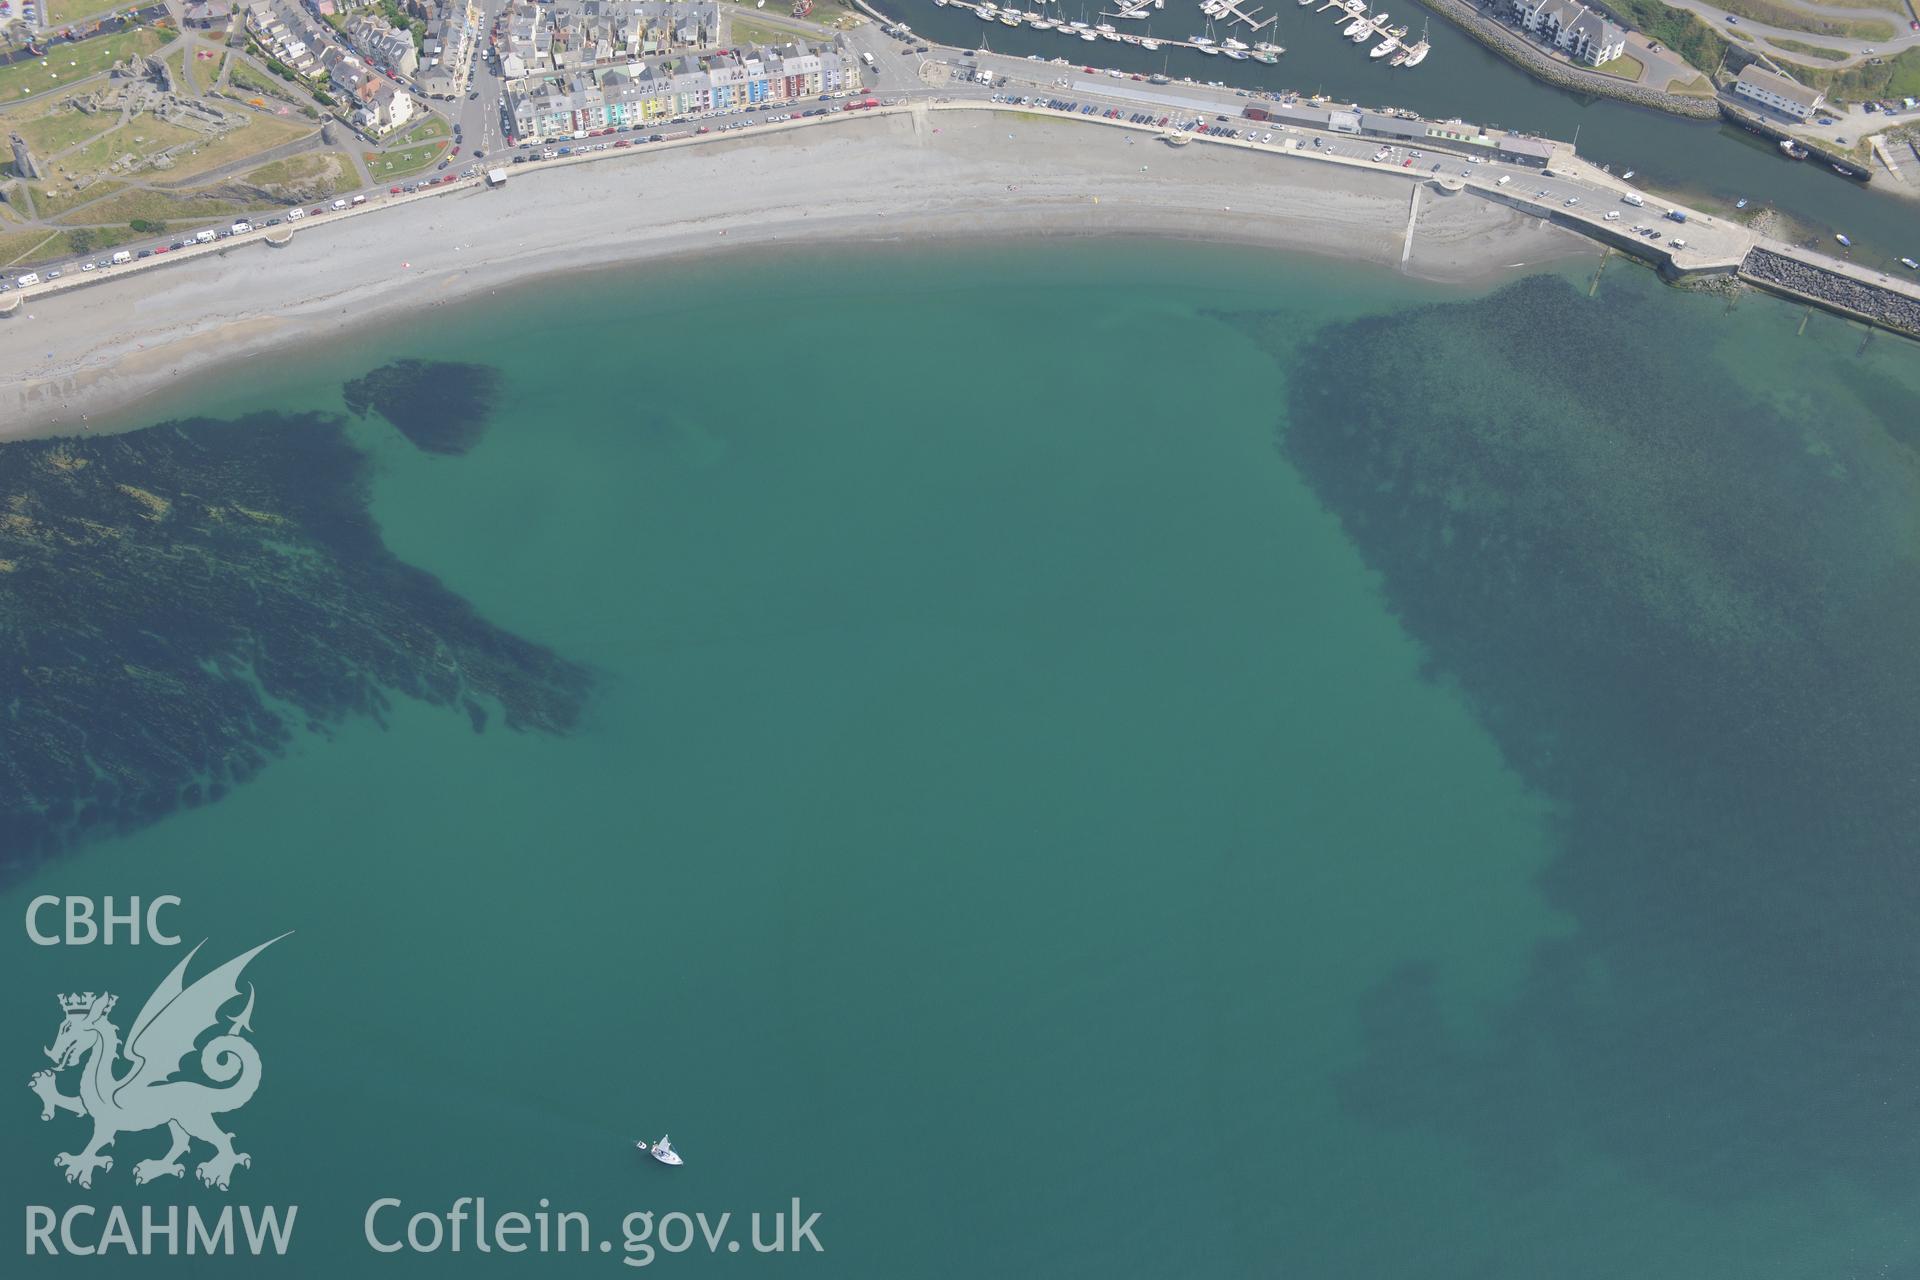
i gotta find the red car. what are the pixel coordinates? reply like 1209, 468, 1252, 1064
615, 139, 631, 147
451, 146, 461, 155
153, 245, 169, 253
390, 185, 401, 193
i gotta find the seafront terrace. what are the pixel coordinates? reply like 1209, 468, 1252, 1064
4, 75, 1916, 335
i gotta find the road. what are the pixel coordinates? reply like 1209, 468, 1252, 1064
0, 10, 1836, 292
1656, 0, 1920, 66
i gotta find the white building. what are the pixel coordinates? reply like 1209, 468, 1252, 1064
1731, 65, 1826, 121
1508, 0, 1627, 67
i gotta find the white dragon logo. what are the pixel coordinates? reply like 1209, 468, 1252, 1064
27, 935, 287, 1191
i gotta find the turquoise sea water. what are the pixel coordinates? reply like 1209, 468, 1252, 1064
5, 243, 1920, 1277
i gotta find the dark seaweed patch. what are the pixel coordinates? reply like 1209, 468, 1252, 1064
0, 411, 591, 886
343, 358, 500, 456
1225, 272, 1920, 1201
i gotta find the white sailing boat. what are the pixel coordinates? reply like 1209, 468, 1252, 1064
643, 1135, 684, 1167
978, 2, 999, 19
1223, 36, 1249, 49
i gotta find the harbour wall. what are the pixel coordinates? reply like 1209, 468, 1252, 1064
1740, 246, 1920, 337
1719, 102, 1874, 182
1416, 0, 1721, 120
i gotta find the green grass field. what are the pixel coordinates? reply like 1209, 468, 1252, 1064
37, 0, 128, 28
0, 226, 65, 266
395, 114, 451, 145
1715, 0, 1895, 42
53, 184, 257, 225
0, 28, 170, 103
4, 99, 116, 156
156, 112, 314, 180
1604, 0, 1730, 76
365, 139, 447, 179
242, 149, 349, 197
1810, 46, 1920, 100
1595, 52, 1647, 81
24, 177, 124, 218
1764, 36, 1851, 62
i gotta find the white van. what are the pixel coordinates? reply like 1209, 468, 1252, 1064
350, 193, 367, 206
195, 229, 216, 243
330, 198, 348, 210
231, 220, 253, 235
287, 207, 306, 221
16, 272, 39, 286
111, 250, 133, 264
1496, 174, 1512, 186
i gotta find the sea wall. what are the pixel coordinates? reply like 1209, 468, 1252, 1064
1740, 247, 1920, 337
1719, 101, 1873, 181
1419, 0, 1721, 119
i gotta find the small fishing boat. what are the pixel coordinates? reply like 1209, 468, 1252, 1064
642, 1135, 684, 1166
1621, 169, 1634, 179
1778, 138, 1807, 159
1899, 257, 1918, 270
1835, 233, 1852, 247
1735, 198, 1747, 209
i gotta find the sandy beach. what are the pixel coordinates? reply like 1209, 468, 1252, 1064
0, 109, 1588, 439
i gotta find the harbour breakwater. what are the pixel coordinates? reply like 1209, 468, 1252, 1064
1417, 0, 1720, 119
1740, 246, 1920, 337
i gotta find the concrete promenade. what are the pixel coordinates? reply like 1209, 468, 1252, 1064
5, 89, 1917, 338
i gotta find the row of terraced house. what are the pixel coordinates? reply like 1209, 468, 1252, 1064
506, 40, 863, 140
497, 0, 720, 78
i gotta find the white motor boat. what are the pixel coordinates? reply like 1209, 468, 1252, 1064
644, 1135, 684, 1166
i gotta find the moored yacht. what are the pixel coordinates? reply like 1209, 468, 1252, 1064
1398, 38, 1427, 64
643, 1135, 684, 1167
1223, 36, 1249, 49
1370, 38, 1396, 56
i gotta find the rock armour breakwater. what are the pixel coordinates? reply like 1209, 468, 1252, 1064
1741, 247, 1920, 337
1420, 0, 1720, 119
